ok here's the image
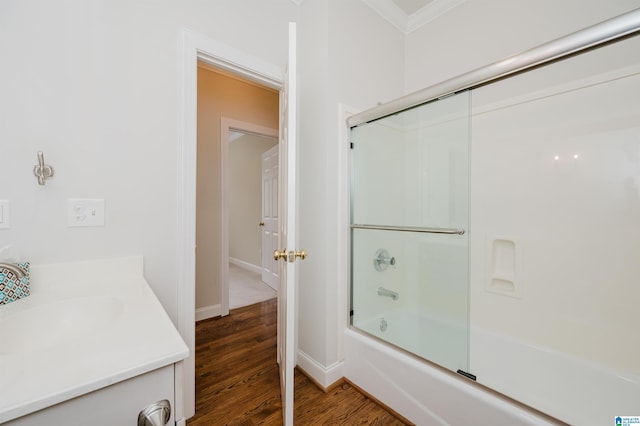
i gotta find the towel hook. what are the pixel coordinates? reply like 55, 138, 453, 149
33, 151, 54, 185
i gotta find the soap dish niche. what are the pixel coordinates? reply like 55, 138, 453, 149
487, 237, 522, 298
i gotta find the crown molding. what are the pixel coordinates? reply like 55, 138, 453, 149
363, 0, 465, 34
363, 0, 408, 33
406, 0, 465, 32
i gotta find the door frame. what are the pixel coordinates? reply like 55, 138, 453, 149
178, 29, 284, 420
220, 118, 279, 316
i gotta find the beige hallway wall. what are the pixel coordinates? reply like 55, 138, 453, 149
229, 133, 277, 267
196, 65, 279, 311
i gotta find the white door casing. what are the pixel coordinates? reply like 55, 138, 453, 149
261, 145, 279, 290
179, 28, 283, 420
277, 22, 298, 426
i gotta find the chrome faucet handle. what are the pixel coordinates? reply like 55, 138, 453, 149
33, 151, 54, 185
373, 248, 396, 272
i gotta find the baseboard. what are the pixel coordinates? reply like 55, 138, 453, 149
297, 366, 345, 393
229, 257, 262, 274
195, 304, 222, 321
296, 350, 344, 390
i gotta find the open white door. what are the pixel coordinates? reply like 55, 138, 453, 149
275, 22, 303, 426
261, 144, 279, 290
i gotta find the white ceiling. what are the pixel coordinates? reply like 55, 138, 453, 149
362, 0, 465, 33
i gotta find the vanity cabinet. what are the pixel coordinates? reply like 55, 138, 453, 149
6, 364, 176, 426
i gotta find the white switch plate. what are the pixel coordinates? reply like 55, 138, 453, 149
68, 198, 105, 227
0, 200, 9, 229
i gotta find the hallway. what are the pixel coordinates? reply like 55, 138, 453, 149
228, 263, 276, 309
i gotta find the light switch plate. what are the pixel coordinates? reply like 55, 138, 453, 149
68, 198, 105, 227
0, 200, 9, 229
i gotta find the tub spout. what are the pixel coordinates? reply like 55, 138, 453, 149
377, 286, 399, 301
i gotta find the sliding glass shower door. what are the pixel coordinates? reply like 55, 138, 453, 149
350, 91, 470, 374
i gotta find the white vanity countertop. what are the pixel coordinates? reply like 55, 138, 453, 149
0, 256, 189, 423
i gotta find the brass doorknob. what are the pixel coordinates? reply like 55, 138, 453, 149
274, 249, 307, 262
274, 249, 288, 261
259, 222, 265, 227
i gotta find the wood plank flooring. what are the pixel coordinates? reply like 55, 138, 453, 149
187, 298, 410, 425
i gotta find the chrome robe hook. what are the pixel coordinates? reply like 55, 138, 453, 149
33, 151, 54, 185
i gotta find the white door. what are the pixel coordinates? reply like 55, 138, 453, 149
275, 22, 303, 426
261, 145, 279, 291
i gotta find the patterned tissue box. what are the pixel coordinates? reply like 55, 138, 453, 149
0, 262, 30, 305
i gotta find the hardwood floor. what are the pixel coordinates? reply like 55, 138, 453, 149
187, 298, 410, 425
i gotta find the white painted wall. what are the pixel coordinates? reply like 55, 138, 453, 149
296, 0, 404, 380
0, 1, 297, 325
404, 0, 640, 93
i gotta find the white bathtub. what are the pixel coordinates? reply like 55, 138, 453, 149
471, 328, 640, 426
345, 311, 640, 425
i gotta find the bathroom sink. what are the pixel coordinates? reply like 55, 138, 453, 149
0, 297, 124, 356
0, 256, 188, 424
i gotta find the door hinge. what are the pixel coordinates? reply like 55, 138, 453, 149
350, 142, 354, 149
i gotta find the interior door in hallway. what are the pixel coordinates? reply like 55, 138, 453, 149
261, 144, 279, 290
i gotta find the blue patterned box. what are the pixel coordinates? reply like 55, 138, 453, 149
0, 262, 30, 305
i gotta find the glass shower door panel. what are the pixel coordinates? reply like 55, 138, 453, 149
350, 91, 470, 229
351, 227, 469, 373
350, 90, 470, 373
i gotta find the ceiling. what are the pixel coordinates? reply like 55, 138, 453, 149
362, 0, 464, 33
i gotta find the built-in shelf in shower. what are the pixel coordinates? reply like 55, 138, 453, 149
487, 237, 521, 298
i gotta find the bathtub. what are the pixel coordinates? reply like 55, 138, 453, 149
471, 328, 640, 426
345, 310, 640, 425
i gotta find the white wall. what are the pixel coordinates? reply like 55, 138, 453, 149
404, 0, 640, 93
469, 35, 640, 424
296, 0, 405, 379
0, 1, 297, 324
